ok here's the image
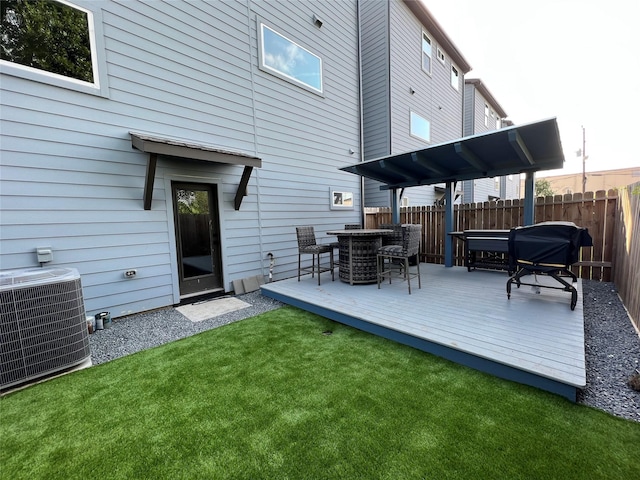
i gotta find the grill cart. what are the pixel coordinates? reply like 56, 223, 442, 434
506, 222, 593, 310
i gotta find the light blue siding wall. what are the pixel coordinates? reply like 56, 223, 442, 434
462, 81, 519, 203
360, 0, 391, 207
0, 0, 361, 317
362, 0, 465, 207
463, 83, 475, 137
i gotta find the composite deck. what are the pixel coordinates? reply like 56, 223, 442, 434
261, 263, 585, 401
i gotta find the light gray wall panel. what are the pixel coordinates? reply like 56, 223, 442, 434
362, 0, 465, 207
0, 0, 361, 315
360, 0, 392, 207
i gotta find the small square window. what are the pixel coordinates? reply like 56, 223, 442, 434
258, 22, 323, 94
450, 65, 459, 90
437, 47, 445, 64
410, 111, 431, 142
422, 33, 432, 74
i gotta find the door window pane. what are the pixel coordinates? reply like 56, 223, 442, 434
176, 188, 213, 277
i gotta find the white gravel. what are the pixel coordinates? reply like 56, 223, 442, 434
89, 282, 640, 423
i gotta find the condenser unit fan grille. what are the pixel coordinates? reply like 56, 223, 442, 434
0, 268, 91, 390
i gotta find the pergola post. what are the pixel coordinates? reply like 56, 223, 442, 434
391, 188, 400, 223
444, 181, 455, 267
523, 172, 535, 225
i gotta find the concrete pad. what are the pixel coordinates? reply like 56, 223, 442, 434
176, 297, 250, 323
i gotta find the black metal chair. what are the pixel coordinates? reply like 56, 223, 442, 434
377, 224, 422, 294
296, 226, 334, 285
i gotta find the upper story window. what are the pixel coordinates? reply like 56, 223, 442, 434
410, 111, 430, 143
436, 47, 445, 64
422, 32, 432, 74
1, 0, 98, 86
495, 115, 501, 129
484, 104, 490, 126
450, 64, 459, 90
258, 22, 323, 95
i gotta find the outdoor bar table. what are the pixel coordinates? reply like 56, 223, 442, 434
327, 229, 393, 285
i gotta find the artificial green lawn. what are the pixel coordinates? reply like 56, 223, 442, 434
1, 306, 638, 480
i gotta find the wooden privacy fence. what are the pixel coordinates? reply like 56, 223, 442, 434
366, 185, 639, 330
612, 182, 640, 333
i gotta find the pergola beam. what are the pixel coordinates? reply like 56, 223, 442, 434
508, 130, 534, 165
454, 142, 489, 173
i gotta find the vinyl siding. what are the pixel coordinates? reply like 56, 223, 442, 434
360, 0, 391, 207
463, 83, 475, 137
0, 0, 361, 317
363, 0, 464, 207
462, 82, 518, 203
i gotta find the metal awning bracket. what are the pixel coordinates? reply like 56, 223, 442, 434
130, 131, 261, 211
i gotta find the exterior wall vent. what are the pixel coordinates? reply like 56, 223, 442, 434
0, 267, 91, 390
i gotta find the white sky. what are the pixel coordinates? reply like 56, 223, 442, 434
424, 0, 640, 177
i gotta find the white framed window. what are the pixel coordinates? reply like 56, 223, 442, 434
496, 115, 501, 129
450, 64, 459, 90
484, 104, 490, 126
410, 111, 431, 143
401, 196, 409, 207
493, 177, 500, 191
436, 47, 445, 64
0, 0, 108, 96
422, 32, 432, 74
258, 22, 323, 95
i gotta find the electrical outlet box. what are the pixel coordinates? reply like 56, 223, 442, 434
124, 269, 137, 279
36, 247, 53, 263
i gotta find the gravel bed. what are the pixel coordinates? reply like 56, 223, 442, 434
578, 280, 640, 422
89, 291, 283, 365
89, 282, 640, 422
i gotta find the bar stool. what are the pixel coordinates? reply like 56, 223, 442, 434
296, 226, 335, 285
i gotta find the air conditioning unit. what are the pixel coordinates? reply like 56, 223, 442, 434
1, 267, 92, 391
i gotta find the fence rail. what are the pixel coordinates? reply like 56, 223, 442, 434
366, 186, 639, 330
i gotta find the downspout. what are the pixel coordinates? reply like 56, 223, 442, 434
356, 0, 366, 225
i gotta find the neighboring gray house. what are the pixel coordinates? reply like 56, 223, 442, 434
360, 0, 471, 207
0, 0, 362, 317
462, 78, 519, 202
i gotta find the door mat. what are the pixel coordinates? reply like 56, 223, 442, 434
176, 297, 250, 323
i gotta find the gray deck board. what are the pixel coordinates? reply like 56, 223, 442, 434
261, 264, 585, 400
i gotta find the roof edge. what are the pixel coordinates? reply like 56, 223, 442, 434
465, 78, 508, 118
403, 0, 472, 73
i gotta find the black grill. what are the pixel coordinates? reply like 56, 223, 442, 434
506, 222, 593, 310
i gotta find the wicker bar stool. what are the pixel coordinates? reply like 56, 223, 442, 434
296, 226, 335, 285
377, 224, 422, 294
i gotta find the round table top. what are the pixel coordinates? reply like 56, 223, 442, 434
326, 229, 393, 236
